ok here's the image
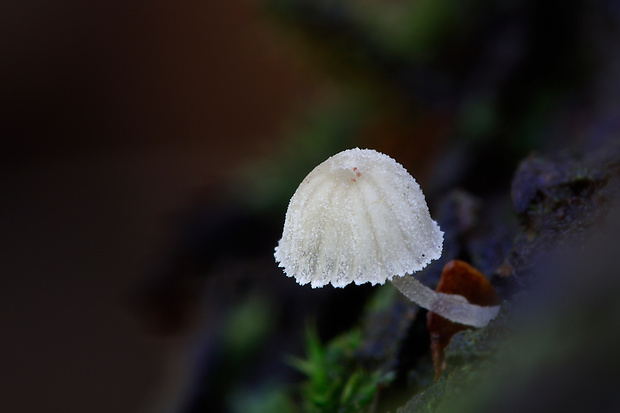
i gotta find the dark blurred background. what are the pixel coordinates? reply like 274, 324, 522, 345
0, 1, 313, 412
2, 0, 620, 412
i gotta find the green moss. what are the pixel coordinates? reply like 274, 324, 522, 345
288, 327, 394, 413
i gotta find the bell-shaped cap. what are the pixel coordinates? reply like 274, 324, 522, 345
274, 148, 443, 288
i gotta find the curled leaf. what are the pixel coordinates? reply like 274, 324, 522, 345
427, 260, 499, 380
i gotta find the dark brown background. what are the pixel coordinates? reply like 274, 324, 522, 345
0, 2, 313, 412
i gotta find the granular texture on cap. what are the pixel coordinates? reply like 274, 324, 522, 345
274, 148, 443, 288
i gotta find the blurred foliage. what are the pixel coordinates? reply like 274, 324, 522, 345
253, 0, 599, 201
230, 384, 297, 413
186, 294, 280, 413
231, 96, 368, 213
222, 294, 277, 360
262, 0, 491, 83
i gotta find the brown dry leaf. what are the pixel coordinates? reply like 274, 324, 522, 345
427, 260, 499, 380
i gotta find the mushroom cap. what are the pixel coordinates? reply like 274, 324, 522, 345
274, 148, 443, 288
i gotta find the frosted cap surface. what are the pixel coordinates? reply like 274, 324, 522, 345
274, 148, 444, 288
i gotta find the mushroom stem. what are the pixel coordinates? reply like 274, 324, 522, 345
391, 275, 500, 328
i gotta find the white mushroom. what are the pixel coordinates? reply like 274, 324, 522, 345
274, 148, 499, 327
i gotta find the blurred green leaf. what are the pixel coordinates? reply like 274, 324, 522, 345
223, 294, 276, 360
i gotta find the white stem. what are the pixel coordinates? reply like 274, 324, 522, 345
391, 275, 500, 328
